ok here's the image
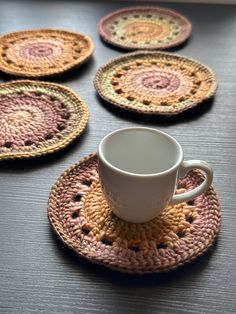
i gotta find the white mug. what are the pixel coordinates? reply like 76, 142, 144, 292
98, 127, 213, 223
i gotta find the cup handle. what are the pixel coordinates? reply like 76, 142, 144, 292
170, 160, 213, 205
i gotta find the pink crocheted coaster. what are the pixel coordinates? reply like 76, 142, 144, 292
0, 80, 89, 160
48, 154, 221, 274
98, 6, 192, 50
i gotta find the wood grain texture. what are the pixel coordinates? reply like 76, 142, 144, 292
0, 1, 236, 313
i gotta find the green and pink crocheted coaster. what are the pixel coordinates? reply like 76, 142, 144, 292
48, 154, 221, 274
94, 51, 217, 116
98, 6, 192, 50
0, 80, 89, 160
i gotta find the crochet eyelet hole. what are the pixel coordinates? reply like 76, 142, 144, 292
157, 243, 167, 250
187, 200, 194, 206
115, 88, 123, 95
126, 96, 135, 101
49, 96, 57, 101
71, 211, 79, 219
185, 215, 194, 224
34, 91, 43, 97
81, 227, 90, 235
111, 81, 118, 86
4, 142, 13, 148
57, 124, 66, 131
122, 66, 130, 71
74, 194, 82, 202
176, 230, 186, 238
25, 140, 34, 146
45, 133, 54, 140
178, 97, 186, 102
16, 90, 24, 95
82, 179, 92, 187
160, 102, 169, 107
142, 100, 151, 106
62, 112, 70, 120
114, 73, 122, 78
128, 246, 140, 252
101, 238, 113, 246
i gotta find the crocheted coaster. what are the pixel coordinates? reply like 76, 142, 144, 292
48, 154, 221, 274
0, 29, 94, 77
0, 80, 89, 160
98, 6, 192, 50
94, 51, 217, 116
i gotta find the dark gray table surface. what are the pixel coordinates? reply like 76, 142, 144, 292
0, 1, 236, 313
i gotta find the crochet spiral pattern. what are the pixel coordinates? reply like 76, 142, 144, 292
0, 29, 94, 77
98, 7, 192, 50
48, 154, 221, 274
0, 80, 89, 160
94, 51, 217, 116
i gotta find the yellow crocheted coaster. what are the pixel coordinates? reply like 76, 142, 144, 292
0, 29, 94, 78
48, 154, 221, 274
0, 80, 89, 160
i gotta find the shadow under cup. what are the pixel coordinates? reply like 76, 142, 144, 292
100, 128, 183, 175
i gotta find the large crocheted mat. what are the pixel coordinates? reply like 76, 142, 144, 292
94, 51, 217, 116
48, 154, 221, 274
98, 6, 192, 50
0, 80, 89, 160
0, 29, 94, 78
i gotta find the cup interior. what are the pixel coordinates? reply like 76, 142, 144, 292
100, 128, 182, 175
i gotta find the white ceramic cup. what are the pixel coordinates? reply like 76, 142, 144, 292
98, 127, 213, 223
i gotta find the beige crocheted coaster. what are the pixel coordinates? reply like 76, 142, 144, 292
0, 80, 89, 160
48, 154, 221, 274
0, 29, 94, 78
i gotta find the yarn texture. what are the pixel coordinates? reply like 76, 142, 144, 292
0, 29, 94, 77
48, 154, 221, 274
94, 51, 217, 116
98, 6, 192, 50
0, 80, 89, 160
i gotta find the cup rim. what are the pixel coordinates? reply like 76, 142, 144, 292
98, 127, 184, 177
